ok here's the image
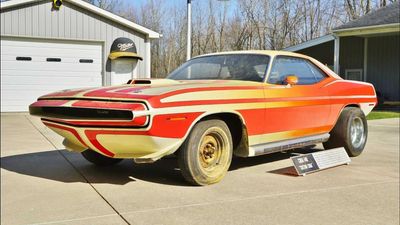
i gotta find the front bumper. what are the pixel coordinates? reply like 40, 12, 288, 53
44, 120, 183, 162
30, 99, 201, 162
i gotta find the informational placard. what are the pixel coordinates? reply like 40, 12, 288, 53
291, 148, 351, 176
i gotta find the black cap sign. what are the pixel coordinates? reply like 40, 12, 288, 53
109, 37, 143, 60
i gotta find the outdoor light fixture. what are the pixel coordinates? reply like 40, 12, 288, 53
53, 0, 63, 9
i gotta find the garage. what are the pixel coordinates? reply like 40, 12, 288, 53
0, 0, 160, 112
1, 38, 103, 112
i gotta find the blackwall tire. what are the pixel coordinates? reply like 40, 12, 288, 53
323, 107, 368, 157
81, 149, 123, 166
178, 119, 233, 186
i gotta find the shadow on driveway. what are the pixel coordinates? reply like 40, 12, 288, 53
1, 147, 323, 186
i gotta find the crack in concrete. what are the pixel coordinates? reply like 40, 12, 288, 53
25, 115, 131, 225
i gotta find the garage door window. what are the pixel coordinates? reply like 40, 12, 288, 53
16, 57, 32, 61
79, 59, 94, 63
46, 58, 61, 62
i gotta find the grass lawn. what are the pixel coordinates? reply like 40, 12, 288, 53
367, 111, 400, 120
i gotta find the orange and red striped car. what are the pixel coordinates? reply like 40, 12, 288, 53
29, 50, 377, 185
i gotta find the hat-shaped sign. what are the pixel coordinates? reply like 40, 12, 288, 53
109, 37, 143, 60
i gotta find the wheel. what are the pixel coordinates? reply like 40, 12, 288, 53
178, 119, 233, 186
323, 107, 368, 157
81, 149, 123, 166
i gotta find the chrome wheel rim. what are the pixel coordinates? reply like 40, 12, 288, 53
350, 117, 365, 148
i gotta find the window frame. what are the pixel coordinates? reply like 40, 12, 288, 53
265, 55, 329, 85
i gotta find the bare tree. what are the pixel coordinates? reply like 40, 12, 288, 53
345, 0, 372, 20
83, 0, 395, 78
83, 0, 124, 12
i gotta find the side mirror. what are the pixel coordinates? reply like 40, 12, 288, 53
284, 75, 298, 85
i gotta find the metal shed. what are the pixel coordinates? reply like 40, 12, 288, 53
0, 0, 160, 112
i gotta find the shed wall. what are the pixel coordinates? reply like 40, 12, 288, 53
297, 40, 334, 68
339, 36, 365, 78
367, 35, 399, 101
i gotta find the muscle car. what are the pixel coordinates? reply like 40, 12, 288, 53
29, 51, 377, 185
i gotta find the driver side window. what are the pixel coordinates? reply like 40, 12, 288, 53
268, 56, 326, 85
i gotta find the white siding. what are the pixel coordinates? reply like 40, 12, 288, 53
1, 0, 149, 82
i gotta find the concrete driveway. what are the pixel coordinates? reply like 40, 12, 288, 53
1, 113, 399, 225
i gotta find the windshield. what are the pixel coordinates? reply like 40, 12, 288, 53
167, 54, 270, 82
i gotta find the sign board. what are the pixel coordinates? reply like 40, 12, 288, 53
291, 148, 351, 176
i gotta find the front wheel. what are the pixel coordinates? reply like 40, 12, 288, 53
323, 107, 368, 157
81, 149, 123, 166
178, 119, 233, 186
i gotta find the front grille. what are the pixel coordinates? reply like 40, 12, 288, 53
29, 106, 133, 120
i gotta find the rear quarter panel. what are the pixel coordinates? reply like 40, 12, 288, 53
324, 80, 377, 128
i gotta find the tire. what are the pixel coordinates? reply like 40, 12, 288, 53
81, 149, 123, 166
178, 119, 233, 186
376, 91, 385, 106
323, 107, 368, 157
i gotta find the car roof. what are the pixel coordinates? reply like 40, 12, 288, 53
192, 50, 310, 59
191, 50, 342, 80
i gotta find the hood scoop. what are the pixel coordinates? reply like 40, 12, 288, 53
127, 79, 182, 86
128, 79, 152, 85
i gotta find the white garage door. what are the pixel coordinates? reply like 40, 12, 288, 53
1, 38, 103, 112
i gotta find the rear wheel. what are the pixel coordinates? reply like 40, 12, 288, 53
81, 149, 123, 166
178, 119, 233, 186
323, 107, 368, 157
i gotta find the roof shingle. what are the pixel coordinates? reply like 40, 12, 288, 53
334, 1, 400, 30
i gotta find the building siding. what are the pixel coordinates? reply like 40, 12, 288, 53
1, 1, 150, 84
367, 35, 400, 101
339, 36, 364, 78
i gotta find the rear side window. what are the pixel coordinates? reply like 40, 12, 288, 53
268, 56, 326, 85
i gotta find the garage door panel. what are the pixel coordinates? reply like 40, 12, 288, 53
2, 88, 91, 101
1, 61, 102, 72
1, 39, 101, 50
0, 54, 102, 62
1, 76, 101, 89
1, 105, 31, 112
1, 46, 102, 59
1, 76, 102, 86
2, 99, 46, 106
1, 70, 101, 77
1, 85, 98, 101
1, 38, 103, 112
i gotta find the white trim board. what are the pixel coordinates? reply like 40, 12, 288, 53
332, 23, 400, 34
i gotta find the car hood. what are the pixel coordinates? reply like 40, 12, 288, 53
38, 79, 263, 106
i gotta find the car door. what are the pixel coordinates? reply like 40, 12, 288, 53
262, 55, 332, 143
